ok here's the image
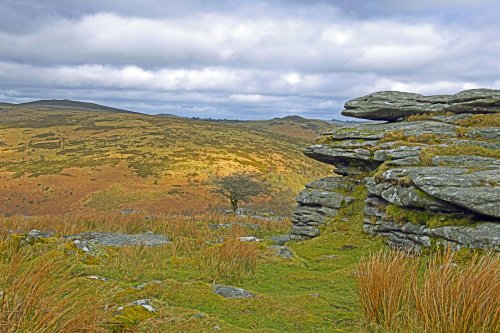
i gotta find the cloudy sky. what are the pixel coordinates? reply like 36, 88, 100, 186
0, 0, 499, 119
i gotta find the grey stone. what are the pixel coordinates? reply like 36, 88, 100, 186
296, 188, 352, 209
291, 225, 320, 238
465, 127, 500, 141
365, 177, 460, 212
341, 89, 500, 121
431, 155, 500, 167
25, 229, 54, 243
213, 285, 254, 299
323, 121, 457, 140
373, 146, 421, 162
68, 232, 170, 246
432, 113, 474, 124
269, 245, 294, 258
238, 236, 260, 242
269, 234, 291, 245
305, 177, 355, 192
292, 205, 337, 225
409, 167, 500, 218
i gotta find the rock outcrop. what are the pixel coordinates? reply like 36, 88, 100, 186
342, 89, 500, 121
291, 88, 500, 251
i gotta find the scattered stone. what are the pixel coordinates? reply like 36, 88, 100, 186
269, 234, 291, 245
87, 275, 109, 282
68, 232, 170, 247
25, 229, 54, 244
191, 312, 207, 319
269, 245, 294, 258
214, 325, 222, 331
212, 285, 254, 299
319, 254, 338, 260
133, 280, 162, 290
238, 236, 260, 242
131, 299, 156, 312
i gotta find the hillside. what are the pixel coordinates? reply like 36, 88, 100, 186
0, 102, 332, 216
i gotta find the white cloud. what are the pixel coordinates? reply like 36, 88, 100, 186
0, 2, 498, 119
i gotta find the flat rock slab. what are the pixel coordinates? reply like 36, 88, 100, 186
68, 232, 170, 246
341, 89, 500, 121
213, 285, 254, 299
323, 121, 458, 140
384, 166, 500, 219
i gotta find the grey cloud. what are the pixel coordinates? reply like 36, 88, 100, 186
0, 0, 499, 119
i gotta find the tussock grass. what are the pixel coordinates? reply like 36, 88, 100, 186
414, 250, 499, 333
357, 249, 500, 333
0, 212, 290, 238
357, 250, 416, 330
0, 239, 110, 333
196, 239, 257, 281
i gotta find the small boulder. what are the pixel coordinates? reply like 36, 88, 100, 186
269, 245, 294, 259
212, 285, 254, 299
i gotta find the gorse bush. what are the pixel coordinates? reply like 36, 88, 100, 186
357, 249, 500, 333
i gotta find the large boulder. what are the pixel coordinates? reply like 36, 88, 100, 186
341, 89, 500, 121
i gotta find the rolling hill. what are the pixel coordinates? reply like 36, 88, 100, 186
0, 101, 333, 216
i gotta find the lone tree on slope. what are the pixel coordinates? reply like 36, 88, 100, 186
211, 172, 267, 213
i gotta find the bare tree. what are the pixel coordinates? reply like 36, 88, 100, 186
211, 172, 267, 213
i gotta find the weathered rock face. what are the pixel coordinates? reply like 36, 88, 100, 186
341, 89, 500, 121
290, 177, 354, 240
291, 88, 500, 250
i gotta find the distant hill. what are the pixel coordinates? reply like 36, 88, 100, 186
5, 99, 137, 114
0, 102, 331, 216
220, 115, 334, 140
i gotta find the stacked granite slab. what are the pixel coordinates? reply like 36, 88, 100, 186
291, 89, 500, 251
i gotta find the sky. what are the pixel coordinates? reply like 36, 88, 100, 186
0, 0, 499, 120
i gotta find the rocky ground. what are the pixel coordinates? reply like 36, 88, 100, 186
291, 88, 499, 252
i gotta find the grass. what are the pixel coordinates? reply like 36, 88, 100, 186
420, 144, 500, 165
196, 239, 258, 280
0, 238, 111, 332
385, 204, 473, 228
357, 249, 500, 333
0, 204, 384, 332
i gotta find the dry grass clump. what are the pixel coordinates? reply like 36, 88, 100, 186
196, 239, 258, 280
357, 249, 500, 333
457, 113, 500, 128
420, 144, 500, 165
414, 250, 499, 333
0, 239, 110, 333
0, 212, 289, 238
356, 250, 416, 330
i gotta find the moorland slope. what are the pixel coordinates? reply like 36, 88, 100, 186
0, 101, 332, 216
